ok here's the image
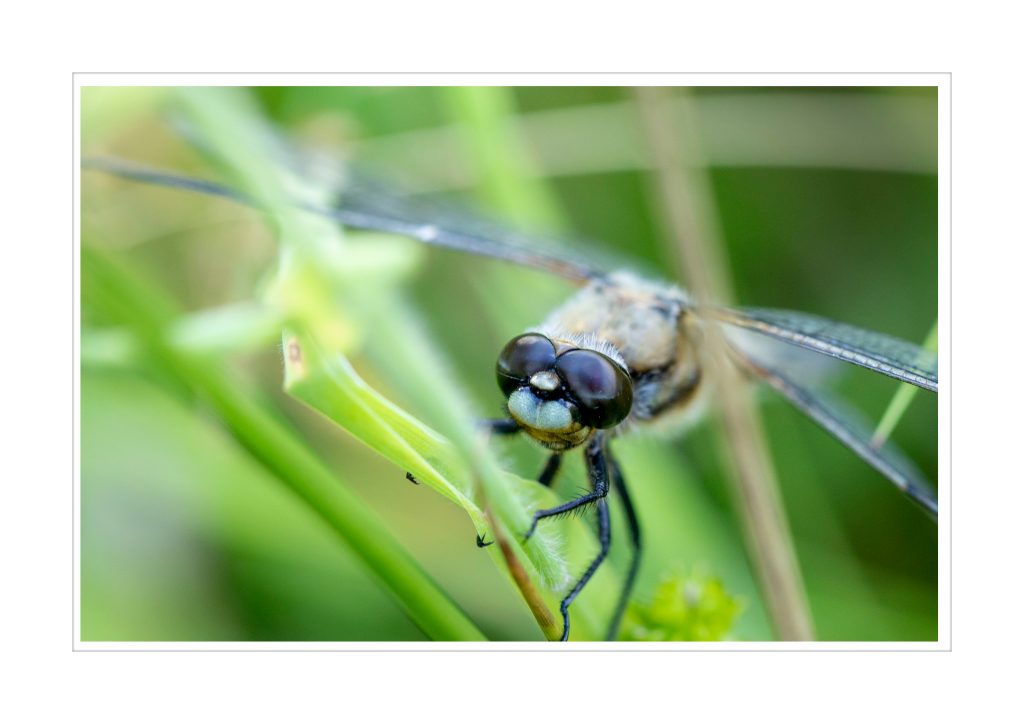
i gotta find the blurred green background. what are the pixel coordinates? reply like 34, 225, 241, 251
80, 86, 937, 642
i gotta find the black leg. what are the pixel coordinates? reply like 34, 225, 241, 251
537, 453, 562, 488
479, 418, 521, 436
524, 434, 609, 541
520, 434, 612, 642
558, 497, 612, 641
605, 448, 641, 641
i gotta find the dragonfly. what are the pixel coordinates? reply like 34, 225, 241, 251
82, 154, 939, 642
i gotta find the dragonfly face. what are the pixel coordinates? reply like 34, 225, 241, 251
496, 331, 633, 451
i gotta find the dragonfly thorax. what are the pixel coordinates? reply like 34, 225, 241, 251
537, 272, 707, 435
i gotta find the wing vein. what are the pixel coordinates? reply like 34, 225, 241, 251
711, 306, 938, 392
734, 350, 937, 518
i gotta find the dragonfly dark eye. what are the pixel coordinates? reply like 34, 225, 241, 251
496, 333, 557, 396
555, 349, 633, 428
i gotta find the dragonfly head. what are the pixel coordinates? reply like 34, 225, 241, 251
495, 333, 633, 451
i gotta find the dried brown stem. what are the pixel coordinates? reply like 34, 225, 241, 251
484, 508, 560, 641
634, 86, 815, 641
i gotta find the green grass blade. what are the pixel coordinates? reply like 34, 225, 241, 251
442, 86, 565, 227
81, 245, 487, 642
872, 320, 939, 447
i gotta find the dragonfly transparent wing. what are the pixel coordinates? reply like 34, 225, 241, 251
731, 349, 937, 517
709, 306, 938, 392
82, 157, 601, 283
83, 158, 939, 395
84, 156, 939, 516
328, 169, 607, 282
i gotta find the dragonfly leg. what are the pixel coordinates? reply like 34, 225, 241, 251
478, 418, 521, 436
605, 448, 641, 641
558, 497, 612, 641
537, 453, 562, 487
524, 435, 616, 641
524, 434, 609, 541
476, 452, 561, 549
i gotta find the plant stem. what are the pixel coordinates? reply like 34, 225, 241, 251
81, 245, 487, 642
634, 87, 815, 641
872, 320, 939, 447
484, 508, 560, 641
442, 86, 565, 227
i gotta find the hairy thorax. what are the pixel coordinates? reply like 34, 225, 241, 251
537, 271, 708, 435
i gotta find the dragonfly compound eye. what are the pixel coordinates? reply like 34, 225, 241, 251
554, 349, 633, 428
496, 333, 558, 396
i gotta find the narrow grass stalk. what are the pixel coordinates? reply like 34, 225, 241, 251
486, 508, 561, 641
439, 86, 580, 329
442, 86, 565, 228
634, 87, 815, 641
81, 245, 487, 642
438, 87, 614, 639
356, 93, 938, 191
872, 320, 939, 447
